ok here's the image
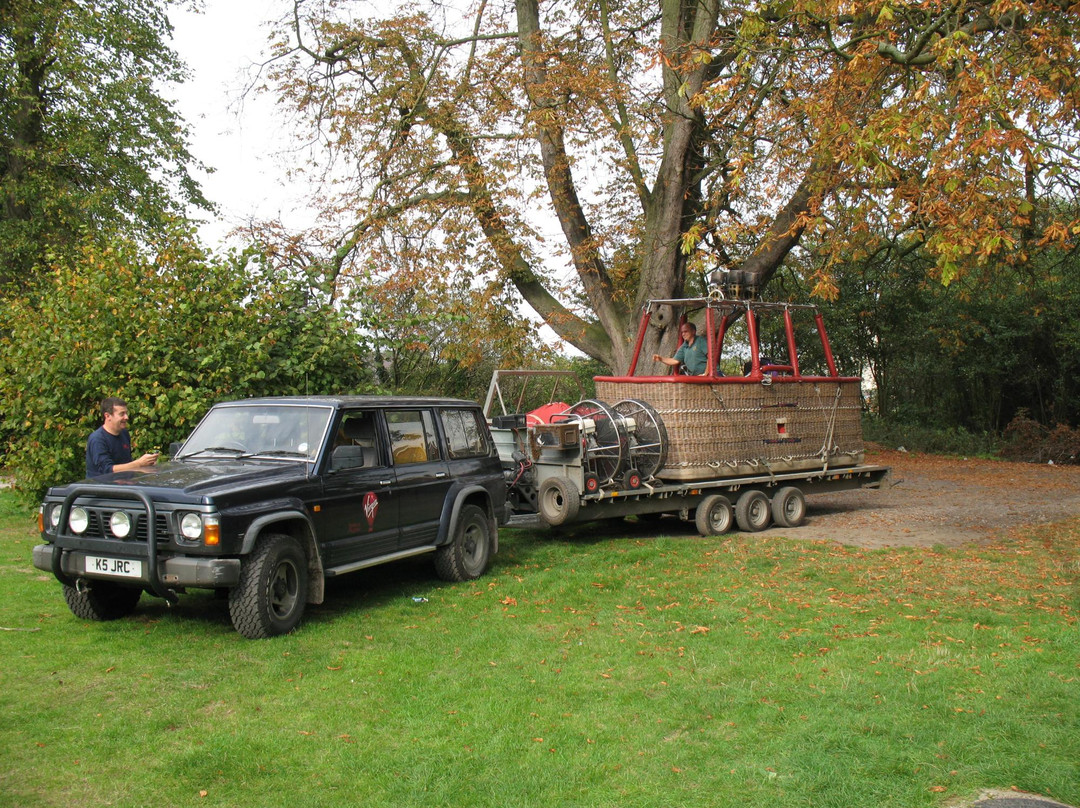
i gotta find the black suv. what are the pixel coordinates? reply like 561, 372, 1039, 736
34, 396, 507, 638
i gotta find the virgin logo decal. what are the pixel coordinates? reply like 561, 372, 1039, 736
363, 491, 379, 532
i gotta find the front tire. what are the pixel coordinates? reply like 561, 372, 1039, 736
63, 581, 141, 621
229, 534, 308, 639
435, 504, 493, 582
695, 494, 733, 536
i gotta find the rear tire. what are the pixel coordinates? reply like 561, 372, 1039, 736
63, 581, 141, 621
771, 486, 807, 528
695, 494, 733, 536
435, 504, 493, 582
735, 490, 771, 532
229, 534, 308, 639
538, 476, 580, 526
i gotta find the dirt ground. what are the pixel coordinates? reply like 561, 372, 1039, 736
778, 446, 1080, 548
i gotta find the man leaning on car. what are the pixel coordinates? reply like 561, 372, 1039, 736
85, 397, 159, 477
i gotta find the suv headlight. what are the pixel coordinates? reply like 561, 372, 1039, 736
39, 504, 61, 534
180, 512, 203, 539
180, 513, 221, 547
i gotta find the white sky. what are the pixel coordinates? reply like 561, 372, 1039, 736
168, 0, 313, 247
167, 1, 573, 352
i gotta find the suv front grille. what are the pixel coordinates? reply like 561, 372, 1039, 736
75, 508, 171, 543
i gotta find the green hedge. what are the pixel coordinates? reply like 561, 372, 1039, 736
0, 232, 375, 499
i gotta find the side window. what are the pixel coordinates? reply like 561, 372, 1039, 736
387, 410, 440, 465
330, 410, 385, 470
441, 409, 490, 459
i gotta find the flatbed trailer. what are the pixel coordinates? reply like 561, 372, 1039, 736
492, 409, 889, 534
486, 371, 890, 536
488, 282, 889, 536
502, 460, 890, 533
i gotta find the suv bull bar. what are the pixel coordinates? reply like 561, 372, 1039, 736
49, 485, 179, 605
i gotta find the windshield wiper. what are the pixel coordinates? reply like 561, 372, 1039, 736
251, 450, 311, 460
179, 446, 251, 459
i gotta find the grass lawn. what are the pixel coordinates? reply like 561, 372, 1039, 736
1, 490, 1077, 808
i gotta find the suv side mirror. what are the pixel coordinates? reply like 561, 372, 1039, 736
331, 445, 365, 471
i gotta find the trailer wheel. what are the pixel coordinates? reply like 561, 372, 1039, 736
771, 486, 807, 528
735, 490, 771, 532
695, 494, 733, 536
538, 476, 580, 526
623, 468, 642, 490
583, 473, 600, 494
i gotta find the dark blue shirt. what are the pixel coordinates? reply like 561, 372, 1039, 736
86, 426, 133, 477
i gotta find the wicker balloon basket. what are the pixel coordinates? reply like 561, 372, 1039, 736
594, 378, 864, 482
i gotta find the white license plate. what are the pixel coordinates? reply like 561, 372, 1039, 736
85, 556, 143, 578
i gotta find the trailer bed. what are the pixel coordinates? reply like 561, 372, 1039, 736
506, 463, 890, 532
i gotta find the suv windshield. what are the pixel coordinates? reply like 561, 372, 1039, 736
178, 404, 333, 462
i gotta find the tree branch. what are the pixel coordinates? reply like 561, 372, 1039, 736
516, 0, 625, 350
598, 0, 650, 211
740, 165, 821, 280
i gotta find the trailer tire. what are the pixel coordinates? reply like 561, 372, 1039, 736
771, 486, 807, 528
735, 490, 771, 532
695, 494, 733, 536
623, 468, 642, 490
538, 476, 580, 526
583, 473, 600, 494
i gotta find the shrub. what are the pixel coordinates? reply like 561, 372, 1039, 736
1000, 410, 1080, 464
862, 415, 1001, 457
0, 231, 375, 499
